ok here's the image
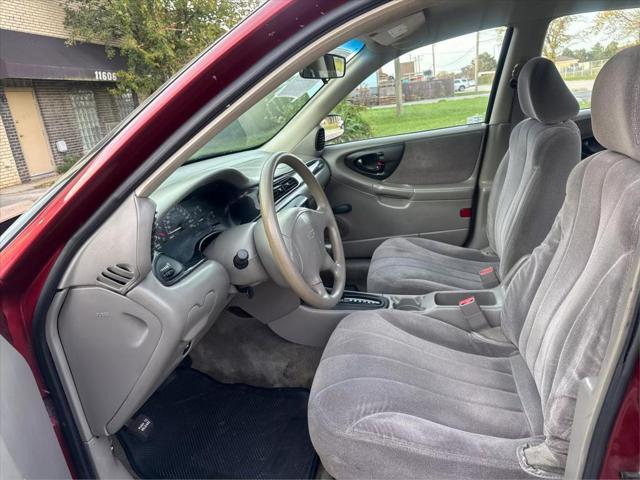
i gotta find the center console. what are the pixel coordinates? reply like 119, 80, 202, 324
228, 280, 506, 348
336, 287, 509, 344
336, 291, 390, 309
386, 288, 504, 330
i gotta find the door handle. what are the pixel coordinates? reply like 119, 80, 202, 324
355, 153, 384, 174
344, 144, 404, 180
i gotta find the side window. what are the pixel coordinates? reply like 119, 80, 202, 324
544, 8, 640, 110
330, 27, 506, 144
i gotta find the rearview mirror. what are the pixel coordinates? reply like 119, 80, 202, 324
300, 54, 346, 80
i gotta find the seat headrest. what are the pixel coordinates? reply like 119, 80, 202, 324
518, 57, 579, 124
592, 45, 640, 161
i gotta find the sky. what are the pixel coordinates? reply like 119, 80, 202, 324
366, 27, 505, 86
364, 11, 622, 86
389, 28, 505, 75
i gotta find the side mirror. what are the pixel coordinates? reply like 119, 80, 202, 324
300, 54, 346, 80
321, 113, 344, 141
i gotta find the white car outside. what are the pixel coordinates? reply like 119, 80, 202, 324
453, 78, 475, 91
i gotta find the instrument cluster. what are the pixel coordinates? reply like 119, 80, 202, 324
153, 200, 223, 266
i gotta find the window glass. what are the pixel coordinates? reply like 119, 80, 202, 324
189, 39, 365, 161
70, 90, 103, 153
330, 27, 506, 144
116, 91, 136, 121
544, 8, 640, 109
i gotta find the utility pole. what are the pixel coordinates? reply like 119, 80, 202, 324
474, 31, 479, 93
431, 43, 436, 77
394, 56, 403, 116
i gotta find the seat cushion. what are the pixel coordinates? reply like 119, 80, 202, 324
367, 237, 499, 294
308, 310, 543, 479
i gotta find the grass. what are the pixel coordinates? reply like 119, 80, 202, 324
360, 96, 490, 138
579, 99, 591, 109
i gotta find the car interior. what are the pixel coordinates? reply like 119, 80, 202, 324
39, 0, 640, 478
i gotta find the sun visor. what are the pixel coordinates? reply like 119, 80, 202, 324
369, 11, 426, 46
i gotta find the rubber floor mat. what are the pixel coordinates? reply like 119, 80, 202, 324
117, 368, 318, 479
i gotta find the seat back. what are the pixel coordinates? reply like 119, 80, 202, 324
501, 46, 640, 469
486, 57, 580, 278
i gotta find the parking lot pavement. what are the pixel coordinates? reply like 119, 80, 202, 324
0, 175, 59, 223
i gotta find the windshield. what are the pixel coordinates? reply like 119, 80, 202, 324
189, 39, 364, 161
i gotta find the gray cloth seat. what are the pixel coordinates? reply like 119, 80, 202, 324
309, 46, 640, 479
367, 237, 499, 294
368, 57, 581, 294
310, 311, 543, 479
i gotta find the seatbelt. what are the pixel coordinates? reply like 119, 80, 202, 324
509, 63, 525, 127
459, 296, 491, 331
479, 266, 500, 288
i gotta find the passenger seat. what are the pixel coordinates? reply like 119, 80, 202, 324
367, 57, 581, 294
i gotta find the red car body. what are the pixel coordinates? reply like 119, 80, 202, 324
0, 1, 637, 478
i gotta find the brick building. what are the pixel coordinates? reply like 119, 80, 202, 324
0, 0, 137, 188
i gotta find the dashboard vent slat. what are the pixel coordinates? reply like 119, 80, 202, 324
315, 127, 325, 152
97, 263, 135, 292
273, 176, 299, 202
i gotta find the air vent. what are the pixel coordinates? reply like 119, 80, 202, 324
315, 127, 326, 151
97, 264, 135, 291
273, 176, 299, 202
309, 159, 324, 174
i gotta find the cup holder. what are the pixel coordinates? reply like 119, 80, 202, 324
434, 291, 497, 306
392, 298, 423, 311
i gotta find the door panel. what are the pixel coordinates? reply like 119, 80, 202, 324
383, 131, 481, 185
5, 88, 54, 177
324, 125, 484, 258
0, 335, 71, 479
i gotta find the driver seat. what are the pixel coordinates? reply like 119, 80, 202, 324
309, 46, 640, 479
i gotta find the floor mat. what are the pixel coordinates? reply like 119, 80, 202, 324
117, 368, 318, 479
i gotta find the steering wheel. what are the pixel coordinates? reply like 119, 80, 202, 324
258, 152, 346, 309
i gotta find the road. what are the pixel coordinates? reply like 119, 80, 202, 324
0, 176, 59, 223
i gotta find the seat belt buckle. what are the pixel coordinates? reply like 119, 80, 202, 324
459, 296, 490, 331
479, 266, 500, 288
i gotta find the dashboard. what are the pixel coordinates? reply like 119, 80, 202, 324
153, 200, 221, 264
53, 150, 329, 439
150, 156, 325, 285
153, 181, 259, 263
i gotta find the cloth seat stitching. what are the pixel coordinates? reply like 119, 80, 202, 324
320, 352, 520, 395
314, 376, 525, 415
334, 325, 514, 376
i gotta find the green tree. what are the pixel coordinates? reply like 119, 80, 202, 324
561, 47, 591, 62
543, 16, 574, 60
603, 41, 622, 60
591, 42, 605, 61
332, 100, 372, 143
64, 0, 260, 96
595, 8, 640, 45
461, 52, 497, 80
